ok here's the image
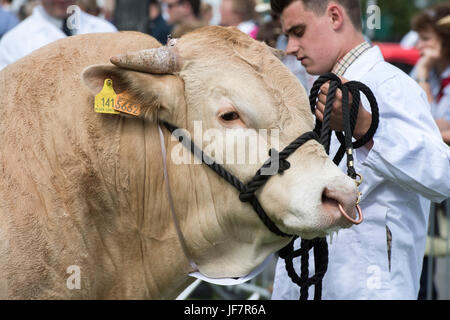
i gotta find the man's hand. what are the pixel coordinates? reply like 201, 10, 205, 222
315, 77, 373, 146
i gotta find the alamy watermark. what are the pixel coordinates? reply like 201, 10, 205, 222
366, 5, 382, 30
63, 4, 382, 34
65, 5, 81, 32
169, 121, 282, 176
66, 265, 81, 290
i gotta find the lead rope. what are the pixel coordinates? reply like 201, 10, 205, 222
279, 73, 379, 300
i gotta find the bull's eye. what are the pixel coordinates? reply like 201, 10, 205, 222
220, 112, 240, 122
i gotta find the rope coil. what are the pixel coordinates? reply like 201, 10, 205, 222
280, 73, 379, 300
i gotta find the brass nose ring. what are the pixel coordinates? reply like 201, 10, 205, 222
338, 203, 364, 225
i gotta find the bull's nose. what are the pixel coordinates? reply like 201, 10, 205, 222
321, 184, 360, 225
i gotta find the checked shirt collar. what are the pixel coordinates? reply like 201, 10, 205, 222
332, 41, 372, 76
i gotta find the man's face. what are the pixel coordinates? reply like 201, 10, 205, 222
41, 0, 77, 19
281, 0, 339, 75
163, 0, 188, 25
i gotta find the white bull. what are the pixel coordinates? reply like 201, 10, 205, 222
0, 27, 358, 299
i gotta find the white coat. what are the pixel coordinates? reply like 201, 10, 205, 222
272, 46, 450, 300
0, 5, 117, 70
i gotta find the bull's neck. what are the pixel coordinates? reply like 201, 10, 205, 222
54, 114, 199, 299
106, 119, 201, 299
84, 116, 242, 298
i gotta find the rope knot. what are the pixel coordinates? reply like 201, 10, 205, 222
239, 187, 254, 203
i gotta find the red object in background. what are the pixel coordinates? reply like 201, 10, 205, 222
438, 77, 450, 102
374, 42, 421, 66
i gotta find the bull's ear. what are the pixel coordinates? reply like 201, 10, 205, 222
81, 64, 186, 121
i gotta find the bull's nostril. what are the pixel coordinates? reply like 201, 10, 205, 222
321, 188, 327, 203
322, 186, 359, 224
321, 188, 338, 207
322, 188, 334, 203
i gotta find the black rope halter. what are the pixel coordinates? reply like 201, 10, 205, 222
162, 122, 318, 238
162, 72, 379, 300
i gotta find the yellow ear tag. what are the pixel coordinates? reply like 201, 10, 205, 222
114, 92, 142, 117
94, 79, 120, 114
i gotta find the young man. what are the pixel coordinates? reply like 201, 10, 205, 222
270, 0, 450, 299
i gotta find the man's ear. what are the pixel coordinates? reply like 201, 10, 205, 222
81, 64, 186, 121
327, 4, 345, 30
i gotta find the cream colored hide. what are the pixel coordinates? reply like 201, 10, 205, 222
0, 28, 357, 299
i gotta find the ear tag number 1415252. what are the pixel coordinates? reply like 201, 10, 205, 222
95, 79, 120, 114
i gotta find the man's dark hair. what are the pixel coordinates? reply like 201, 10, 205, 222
270, 0, 362, 31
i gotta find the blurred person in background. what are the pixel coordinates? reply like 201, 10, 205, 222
102, 0, 114, 21
148, 0, 172, 44
411, 3, 450, 145
1, 0, 13, 10
0, 0, 117, 70
17, 0, 39, 20
410, 3, 450, 300
162, 0, 201, 26
438, 14, 450, 143
0, 0, 19, 38
220, 0, 259, 38
200, 1, 212, 25
78, 0, 101, 16
162, 0, 205, 39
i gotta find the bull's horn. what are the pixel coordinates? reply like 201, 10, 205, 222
110, 47, 180, 74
